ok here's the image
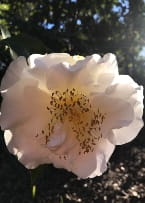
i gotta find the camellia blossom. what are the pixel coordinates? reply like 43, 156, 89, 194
0, 53, 144, 178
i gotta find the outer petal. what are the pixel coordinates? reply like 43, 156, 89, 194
28, 54, 77, 91
3, 90, 63, 169
91, 93, 134, 134
4, 126, 51, 169
71, 138, 115, 178
28, 63, 74, 91
111, 89, 144, 145
105, 75, 144, 144
0, 56, 28, 90
0, 78, 50, 130
28, 53, 76, 69
4, 120, 75, 170
68, 53, 119, 92
44, 124, 115, 178
105, 75, 142, 102
44, 135, 115, 178
1, 53, 76, 93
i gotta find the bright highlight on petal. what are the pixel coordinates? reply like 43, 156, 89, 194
0, 53, 144, 179
72, 55, 85, 62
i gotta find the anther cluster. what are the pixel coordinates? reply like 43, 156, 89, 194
37, 88, 106, 155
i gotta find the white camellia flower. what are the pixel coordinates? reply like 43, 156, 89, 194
0, 53, 144, 178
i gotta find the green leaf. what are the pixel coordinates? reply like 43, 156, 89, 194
0, 33, 51, 57
0, 25, 17, 59
0, 25, 11, 39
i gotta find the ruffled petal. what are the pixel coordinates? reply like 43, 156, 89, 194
0, 79, 49, 130
28, 58, 74, 91
45, 64, 73, 90
28, 53, 75, 69
91, 93, 134, 135
47, 123, 66, 148
105, 75, 141, 101
103, 75, 144, 144
110, 88, 144, 145
1, 56, 28, 90
71, 138, 115, 178
4, 121, 75, 170
45, 136, 115, 178
69, 53, 119, 92
4, 124, 51, 169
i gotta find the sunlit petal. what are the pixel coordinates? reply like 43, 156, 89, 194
71, 138, 115, 178
0, 56, 28, 90
28, 53, 75, 69
0, 53, 143, 178
70, 53, 118, 92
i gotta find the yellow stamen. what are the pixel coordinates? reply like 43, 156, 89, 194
36, 88, 106, 155
73, 55, 85, 62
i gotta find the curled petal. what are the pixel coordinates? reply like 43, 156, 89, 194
92, 94, 134, 133
71, 138, 115, 178
105, 76, 144, 144
46, 138, 115, 179
0, 78, 37, 129
47, 123, 66, 148
111, 89, 144, 145
70, 53, 119, 91
1, 56, 28, 90
28, 60, 74, 91
4, 117, 52, 169
28, 53, 75, 69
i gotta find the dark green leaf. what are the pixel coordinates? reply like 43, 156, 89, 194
0, 33, 51, 57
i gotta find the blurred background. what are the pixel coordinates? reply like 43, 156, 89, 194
0, 0, 145, 202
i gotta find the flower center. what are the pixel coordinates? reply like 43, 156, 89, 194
36, 88, 106, 155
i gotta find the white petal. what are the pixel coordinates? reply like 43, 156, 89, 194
45, 63, 73, 90
46, 126, 79, 171
111, 120, 143, 145
70, 53, 118, 91
47, 137, 115, 179
49, 125, 78, 156
48, 144, 79, 172
28, 53, 75, 69
111, 96, 144, 145
91, 94, 134, 134
71, 138, 115, 178
27, 53, 77, 90
3, 117, 52, 169
103, 76, 144, 144
106, 75, 141, 101
28, 60, 74, 91
1, 56, 28, 90
47, 123, 66, 148
47, 135, 115, 179
0, 80, 49, 130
